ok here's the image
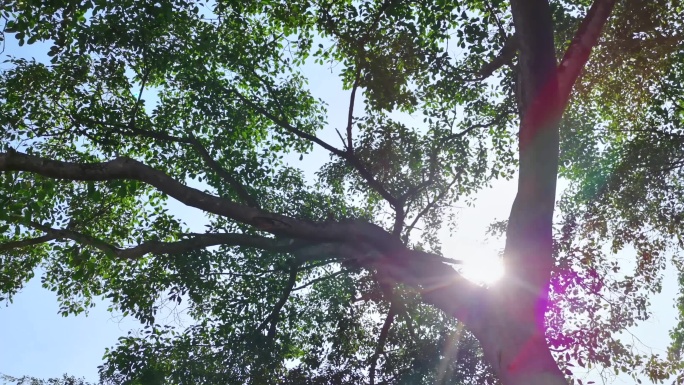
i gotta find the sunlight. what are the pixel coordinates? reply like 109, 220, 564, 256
461, 255, 505, 285
443, 228, 506, 285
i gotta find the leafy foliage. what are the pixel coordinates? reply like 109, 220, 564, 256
0, 0, 683, 384
555, 0, 684, 381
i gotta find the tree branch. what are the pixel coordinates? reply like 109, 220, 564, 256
292, 270, 345, 291
557, 0, 617, 111
445, 108, 512, 141
257, 264, 298, 341
128, 64, 150, 130
16, 219, 344, 262
477, 34, 518, 80
232, 89, 345, 156
231, 89, 402, 209
346, 67, 361, 152
22, 220, 120, 257
400, 178, 435, 202
404, 176, 459, 239
69, 115, 259, 208
0, 234, 57, 252
369, 300, 398, 385
0, 150, 485, 327
186, 134, 260, 208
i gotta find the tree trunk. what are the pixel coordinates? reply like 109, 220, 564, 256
466, 1, 616, 384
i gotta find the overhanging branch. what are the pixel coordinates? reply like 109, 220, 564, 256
0, 149, 486, 326
68, 114, 259, 208
15, 220, 347, 262
0, 234, 57, 252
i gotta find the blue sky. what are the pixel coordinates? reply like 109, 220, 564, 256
0, 18, 680, 384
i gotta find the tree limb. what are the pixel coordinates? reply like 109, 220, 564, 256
0, 150, 485, 328
230, 89, 402, 209
557, 0, 617, 111
22, 220, 120, 257
445, 107, 512, 141
0, 234, 57, 252
400, 178, 435, 202
369, 300, 398, 385
15, 220, 349, 262
292, 270, 345, 291
477, 34, 518, 80
257, 264, 298, 341
69, 114, 259, 208
186, 134, 260, 208
346, 67, 361, 152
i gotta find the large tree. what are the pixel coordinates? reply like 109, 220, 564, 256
1, 0, 681, 384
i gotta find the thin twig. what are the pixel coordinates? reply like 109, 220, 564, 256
69, 115, 259, 208
292, 270, 345, 291
445, 108, 511, 141
231, 89, 401, 208
346, 67, 362, 152
404, 176, 460, 239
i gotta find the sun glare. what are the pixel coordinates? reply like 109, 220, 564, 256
444, 239, 505, 285
460, 254, 505, 285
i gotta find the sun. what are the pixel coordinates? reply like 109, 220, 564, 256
443, 239, 505, 285
460, 255, 505, 285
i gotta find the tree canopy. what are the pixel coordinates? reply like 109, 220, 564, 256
1, 0, 683, 384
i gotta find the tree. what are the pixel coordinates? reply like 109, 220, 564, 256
552, 1, 684, 381
1, 373, 92, 385
0, 0, 680, 384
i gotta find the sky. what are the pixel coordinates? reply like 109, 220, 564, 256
0, 14, 681, 385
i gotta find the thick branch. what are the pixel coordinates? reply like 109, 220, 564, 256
17, 220, 351, 263
115, 233, 310, 260
0, 150, 484, 325
557, 0, 617, 110
0, 234, 57, 252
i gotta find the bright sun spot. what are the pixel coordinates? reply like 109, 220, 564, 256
461, 256, 505, 285
444, 239, 505, 285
